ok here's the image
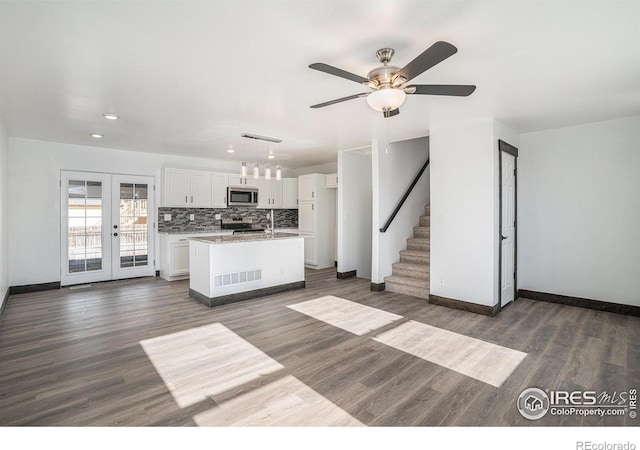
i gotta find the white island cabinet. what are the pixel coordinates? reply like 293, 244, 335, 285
189, 234, 305, 307
159, 231, 233, 281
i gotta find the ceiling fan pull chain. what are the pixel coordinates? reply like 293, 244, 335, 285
385, 116, 389, 155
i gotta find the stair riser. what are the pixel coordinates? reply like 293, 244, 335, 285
400, 254, 430, 265
419, 217, 430, 227
425, 207, 430, 216
386, 282, 429, 300
413, 228, 430, 239
392, 267, 430, 280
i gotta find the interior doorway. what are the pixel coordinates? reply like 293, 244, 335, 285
499, 140, 518, 307
60, 171, 155, 286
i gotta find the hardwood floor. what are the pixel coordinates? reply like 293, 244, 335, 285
0, 268, 637, 426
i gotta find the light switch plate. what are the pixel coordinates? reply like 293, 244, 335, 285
164, 214, 171, 221
215, 214, 221, 220
189, 214, 195, 221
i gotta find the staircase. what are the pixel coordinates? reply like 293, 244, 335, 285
384, 205, 430, 299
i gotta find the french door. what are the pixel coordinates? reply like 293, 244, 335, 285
61, 171, 155, 286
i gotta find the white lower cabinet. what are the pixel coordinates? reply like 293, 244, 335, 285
160, 232, 232, 281
303, 235, 316, 265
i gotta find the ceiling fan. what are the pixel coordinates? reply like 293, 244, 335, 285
309, 41, 476, 118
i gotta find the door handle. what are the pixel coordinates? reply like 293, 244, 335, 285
501, 235, 508, 241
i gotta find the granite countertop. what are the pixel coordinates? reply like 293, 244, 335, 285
190, 232, 303, 245
160, 227, 298, 235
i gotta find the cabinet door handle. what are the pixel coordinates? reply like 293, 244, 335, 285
224, 197, 226, 204
312, 191, 315, 198
312, 204, 314, 210
113, 232, 118, 237
185, 195, 188, 203
191, 195, 193, 203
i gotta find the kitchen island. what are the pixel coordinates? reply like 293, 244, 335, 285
188, 233, 305, 307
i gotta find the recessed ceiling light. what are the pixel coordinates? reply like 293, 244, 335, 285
91, 133, 103, 138
227, 145, 235, 153
103, 113, 119, 120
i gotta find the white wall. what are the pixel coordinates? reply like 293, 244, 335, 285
430, 118, 517, 307
337, 149, 372, 279
518, 116, 640, 307
292, 161, 337, 176
7, 137, 295, 287
0, 118, 8, 308
371, 136, 429, 284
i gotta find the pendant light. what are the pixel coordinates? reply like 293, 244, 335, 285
275, 164, 282, 181
265, 164, 271, 181
253, 164, 259, 179
240, 162, 247, 178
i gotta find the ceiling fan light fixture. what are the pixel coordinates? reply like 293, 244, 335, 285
366, 88, 406, 112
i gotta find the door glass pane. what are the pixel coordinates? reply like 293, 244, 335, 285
68, 180, 103, 273
119, 183, 149, 268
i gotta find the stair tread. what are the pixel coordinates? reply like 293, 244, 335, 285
400, 249, 429, 256
393, 262, 429, 270
407, 237, 429, 243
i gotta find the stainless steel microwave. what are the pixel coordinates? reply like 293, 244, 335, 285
227, 186, 258, 207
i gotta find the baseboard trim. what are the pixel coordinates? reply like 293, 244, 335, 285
370, 282, 385, 292
337, 270, 356, 280
189, 281, 306, 308
518, 289, 640, 317
429, 294, 500, 317
9, 281, 61, 295
0, 288, 9, 324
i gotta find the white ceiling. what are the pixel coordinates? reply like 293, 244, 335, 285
0, 1, 639, 168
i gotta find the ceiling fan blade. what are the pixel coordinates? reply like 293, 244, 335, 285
394, 41, 458, 83
383, 108, 400, 118
310, 93, 369, 109
409, 84, 476, 96
309, 63, 369, 84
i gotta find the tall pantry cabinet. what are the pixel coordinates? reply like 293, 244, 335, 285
298, 174, 336, 269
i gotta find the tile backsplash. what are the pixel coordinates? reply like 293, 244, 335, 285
158, 207, 298, 233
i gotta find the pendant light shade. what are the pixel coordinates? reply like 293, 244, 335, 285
366, 88, 406, 112
241, 162, 247, 178
265, 164, 271, 181
275, 165, 282, 181
253, 164, 259, 179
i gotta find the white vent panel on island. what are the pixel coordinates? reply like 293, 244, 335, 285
214, 269, 263, 287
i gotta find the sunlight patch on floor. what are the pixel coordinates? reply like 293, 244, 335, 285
140, 323, 284, 408
287, 295, 403, 335
193, 375, 364, 426
373, 320, 527, 387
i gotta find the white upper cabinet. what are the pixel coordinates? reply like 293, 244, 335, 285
189, 170, 212, 207
282, 178, 298, 209
325, 173, 338, 188
258, 179, 283, 208
228, 174, 259, 187
164, 168, 211, 207
164, 169, 191, 206
298, 174, 319, 202
211, 172, 229, 208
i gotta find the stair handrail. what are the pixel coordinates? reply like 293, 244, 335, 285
379, 157, 430, 233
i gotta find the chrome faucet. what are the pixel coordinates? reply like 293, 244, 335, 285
270, 209, 275, 236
